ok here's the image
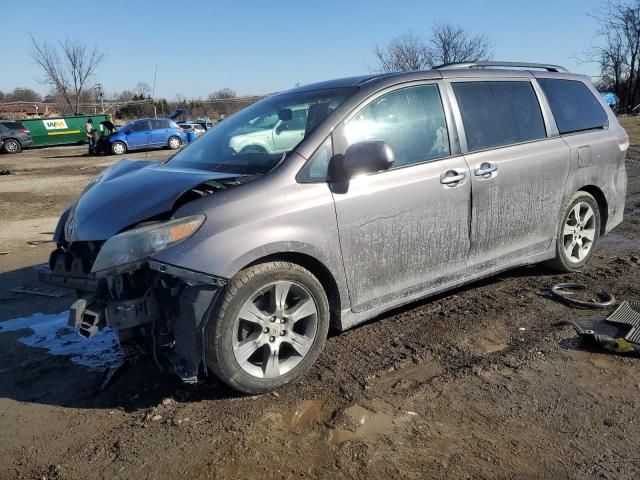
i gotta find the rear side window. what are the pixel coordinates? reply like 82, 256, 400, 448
344, 84, 450, 167
538, 79, 609, 134
1, 121, 25, 130
453, 81, 546, 152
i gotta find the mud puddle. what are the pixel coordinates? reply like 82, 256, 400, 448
0, 311, 123, 370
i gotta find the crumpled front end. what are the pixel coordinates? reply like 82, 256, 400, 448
37, 159, 256, 383
39, 236, 226, 383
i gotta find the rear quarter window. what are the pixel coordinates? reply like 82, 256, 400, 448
1, 121, 25, 130
537, 79, 609, 134
453, 81, 546, 152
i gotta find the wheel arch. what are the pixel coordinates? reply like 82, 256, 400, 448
578, 185, 608, 235
243, 252, 343, 330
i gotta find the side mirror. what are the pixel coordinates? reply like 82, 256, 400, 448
331, 141, 394, 181
124, 129, 131, 135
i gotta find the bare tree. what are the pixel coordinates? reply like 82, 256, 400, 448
429, 23, 493, 66
373, 24, 493, 73
30, 35, 105, 115
4, 88, 42, 102
134, 82, 152, 99
208, 88, 237, 100
587, 1, 640, 112
374, 32, 431, 72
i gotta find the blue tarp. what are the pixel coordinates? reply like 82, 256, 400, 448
601, 92, 618, 107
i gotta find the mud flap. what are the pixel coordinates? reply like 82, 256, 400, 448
170, 285, 220, 383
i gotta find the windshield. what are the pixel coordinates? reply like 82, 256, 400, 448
167, 87, 356, 174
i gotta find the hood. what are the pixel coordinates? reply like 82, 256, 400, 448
66, 159, 240, 241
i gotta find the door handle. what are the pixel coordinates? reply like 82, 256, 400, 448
474, 163, 497, 176
440, 170, 467, 185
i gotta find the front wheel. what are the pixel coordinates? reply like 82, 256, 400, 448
168, 136, 181, 149
546, 191, 601, 272
205, 262, 330, 394
3, 139, 21, 154
111, 141, 127, 155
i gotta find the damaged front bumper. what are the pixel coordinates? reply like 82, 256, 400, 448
38, 252, 227, 383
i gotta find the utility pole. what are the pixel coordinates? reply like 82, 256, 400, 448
95, 83, 104, 113
152, 65, 158, 98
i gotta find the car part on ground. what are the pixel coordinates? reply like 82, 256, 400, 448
38, 62, 628, 393
564, 301, 640, 354
548, 283, 617, 309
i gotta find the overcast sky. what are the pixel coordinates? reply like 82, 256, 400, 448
1, 0, 604, 99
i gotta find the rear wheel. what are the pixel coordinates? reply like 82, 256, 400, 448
3, 139, 21, 154
546, 191, 601, 272
168, 136, 181, 149
111, 141, 127, 155
205, 262, 330, 394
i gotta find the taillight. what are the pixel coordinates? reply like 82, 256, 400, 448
20, 129, 30, 135
618, 133, 629, 152
177, 127, 184, 131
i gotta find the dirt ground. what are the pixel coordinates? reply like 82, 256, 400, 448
0, 121, 639, 480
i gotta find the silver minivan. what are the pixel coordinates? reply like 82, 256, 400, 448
41, 62, 628, 393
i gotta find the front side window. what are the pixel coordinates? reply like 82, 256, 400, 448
168, 87, 355, 174
453, 81, 546, 152
343, 84, 450, 167
538, 79, 609, 134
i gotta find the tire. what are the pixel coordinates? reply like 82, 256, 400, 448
3, 139, 21, 154
168, 136, 181, 149
205, 261, 330, 394
111, 141, 127, 155
546, 191, 601, 273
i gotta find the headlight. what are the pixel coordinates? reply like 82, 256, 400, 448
91, 214, 205, 274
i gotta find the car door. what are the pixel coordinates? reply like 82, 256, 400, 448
272, 109, 306, 153
449, 79, 571, 269
153, 119, 173, 146
126, 120, 152, 149
330, 83, 471, 313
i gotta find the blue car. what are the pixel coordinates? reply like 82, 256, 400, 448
107, 118, 188, 155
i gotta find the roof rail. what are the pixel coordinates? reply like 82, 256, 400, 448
433, 61, 569, 73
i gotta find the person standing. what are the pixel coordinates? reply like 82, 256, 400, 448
85, 118, 96, 155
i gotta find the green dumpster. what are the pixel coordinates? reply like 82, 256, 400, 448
20, 114, 112, 147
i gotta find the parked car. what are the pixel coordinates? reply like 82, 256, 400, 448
228, 107, 307, 154
40, 62, 628, 394
0, 120, 32, 154
178, 123, 206, 137
178, 119, 214, 131
106, 118, 188, 155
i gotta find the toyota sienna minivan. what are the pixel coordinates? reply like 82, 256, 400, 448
41, 62, 628, 393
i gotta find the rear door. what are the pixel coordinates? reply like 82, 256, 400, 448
331, 82, 471, 312
150, 119, 170, 146
449, 79, 571, 269
126, 120, 152, 149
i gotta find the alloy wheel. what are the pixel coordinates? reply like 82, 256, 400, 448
562, 201, 596, 263
4, 140, 19, 153
232, 280, 319, 379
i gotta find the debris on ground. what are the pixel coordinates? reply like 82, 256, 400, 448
543, 282, 617, 309
0, 169, 11, 176
565, 301, 640, 354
